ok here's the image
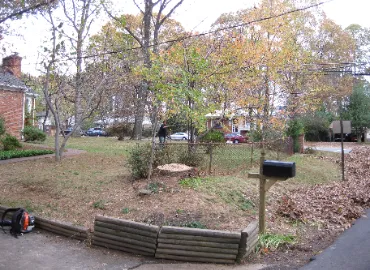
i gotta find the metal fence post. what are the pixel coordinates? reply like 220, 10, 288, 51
250, 142, 254, 164
208, 143, 213, 174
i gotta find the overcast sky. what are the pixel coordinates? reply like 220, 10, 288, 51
3, 0, 370, 75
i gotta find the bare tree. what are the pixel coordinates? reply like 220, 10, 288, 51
105, 0, 184, 140
41, 6, 110, 161
59, 0, 102, 136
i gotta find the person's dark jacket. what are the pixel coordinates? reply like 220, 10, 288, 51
158, 124, 167, 137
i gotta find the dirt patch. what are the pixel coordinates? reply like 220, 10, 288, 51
0, 154, 254, 231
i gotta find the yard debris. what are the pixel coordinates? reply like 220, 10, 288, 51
275, 146, 370, 230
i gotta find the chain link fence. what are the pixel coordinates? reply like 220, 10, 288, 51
152, 138, 293, 176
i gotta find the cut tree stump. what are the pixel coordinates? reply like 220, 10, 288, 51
156, 163, 196, 178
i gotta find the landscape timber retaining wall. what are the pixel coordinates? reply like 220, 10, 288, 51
92, 215, 159, 257
156, 226, 241, 264
34, 216, 89, 241
237, 221, 259, 261
1, 206, 260, 264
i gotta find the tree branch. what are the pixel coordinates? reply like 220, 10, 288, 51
102, 3, 143, 47
0, 0, 56, 24
133, 0, 144, 15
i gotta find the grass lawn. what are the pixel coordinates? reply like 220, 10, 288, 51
0, 136, 341, 231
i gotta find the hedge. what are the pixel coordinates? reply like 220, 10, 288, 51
0, 149, 54, 160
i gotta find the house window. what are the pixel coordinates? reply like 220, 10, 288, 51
25, 97, 32, 113
212, 119, 222, 129
232, 118, 239, 133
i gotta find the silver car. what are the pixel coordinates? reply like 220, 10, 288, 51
169, 132, 189, 140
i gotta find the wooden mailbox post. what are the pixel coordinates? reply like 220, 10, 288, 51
248, 150, 295, 234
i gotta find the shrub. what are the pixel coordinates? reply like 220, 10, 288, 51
1, 134, 22, 151
286, 119, 304, 153
0, 117, 5, 136
257, 233, 295, 253
178, 148, 204, 167
0, 149, 54, 160
250, 130, 262, 142
22, 126, 46, 142
106, 124, 133, 140
142, 128, 154, 138
199, 130, 224, 143
127, 143, 152, 179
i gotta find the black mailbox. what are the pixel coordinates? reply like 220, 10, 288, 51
262, 160, 296, 179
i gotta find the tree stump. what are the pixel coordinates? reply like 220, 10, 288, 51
156, 163, 197, 178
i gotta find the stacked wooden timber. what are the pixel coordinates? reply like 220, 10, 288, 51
237, 221, 259, 261
156, 226, 241, 264
35, 216, 89, 241
92, 215, 159, 257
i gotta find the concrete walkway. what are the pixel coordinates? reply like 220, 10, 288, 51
0, 229, 266, 270
300, 209, 370, 270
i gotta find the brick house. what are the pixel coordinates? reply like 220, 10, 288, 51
205, 110, 252, 136
0, 54, 37, 139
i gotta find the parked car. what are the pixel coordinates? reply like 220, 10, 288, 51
63, 127, 73, 136
62, 128, 85, 136
86, 127, 107, 136
224, 133, 247, 143
334, 133, 357, 142
169, 132, 189, 140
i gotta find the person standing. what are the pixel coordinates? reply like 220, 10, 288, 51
158, 121, 168, 144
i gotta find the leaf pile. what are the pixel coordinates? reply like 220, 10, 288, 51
275, 146, 370, 229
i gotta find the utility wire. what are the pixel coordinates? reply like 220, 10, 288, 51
65, 0, 333, 61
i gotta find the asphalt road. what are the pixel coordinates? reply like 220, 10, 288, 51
300, 209, 370, 270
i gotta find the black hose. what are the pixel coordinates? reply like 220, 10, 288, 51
0, 220, 12, 226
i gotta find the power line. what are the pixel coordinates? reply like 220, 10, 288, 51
68, 0, 333, 61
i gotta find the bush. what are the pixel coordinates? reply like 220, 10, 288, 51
250, 130, 263, 142
127, 143, 152, 179
178, 148, 204, 167
106, 124, 133, 140
0, 117, 5, 136
199, 130, 224, 143
142, 128, 154, 138
22, 126, 46, 142
286, 119, 304, 153
0, 149, 54, 160
1, 134, 22, 151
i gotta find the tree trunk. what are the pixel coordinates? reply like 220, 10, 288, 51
131, 82, 148, 140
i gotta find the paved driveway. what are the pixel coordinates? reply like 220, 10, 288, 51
309, 146, 352, 154
300, 209, 370, 270
0, 229, 265, 270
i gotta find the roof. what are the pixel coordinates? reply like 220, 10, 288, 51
0, 68, 38, 97
0, 68, 28, 91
